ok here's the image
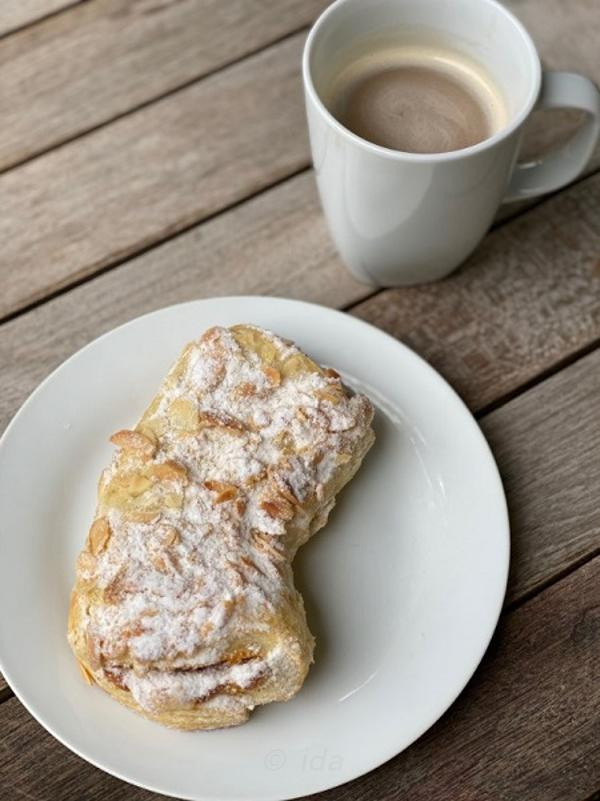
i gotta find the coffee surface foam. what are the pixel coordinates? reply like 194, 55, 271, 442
326, 44, 507, 154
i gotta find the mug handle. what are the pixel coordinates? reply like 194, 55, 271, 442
504, 71, 600, 202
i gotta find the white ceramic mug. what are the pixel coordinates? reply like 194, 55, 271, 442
303, 0, 600, 286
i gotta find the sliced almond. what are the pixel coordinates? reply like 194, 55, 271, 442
252, 530, 284, 561
216, 487, 238, 504
168, 398, 200, 433
243, 468, 267, 487
273, 430, 294, 454
151, 553, 169, 573
278, 483, 299, 505
260, 497, 294, 521
164, 491, 184, 510
268, 470, 299, 505
88, 517, 111, 555
204, 479, 226, 492
200, 326, 220, 344
281, 353, 319, 378
152, 460, 188, 483
110, 429, 156, 458
162, 526, 180, 547
235, 381, 256, 398
204, 479, 237, 494
314, 388, 344, 405
102, 472, 154, 511
262, 365, 281, 386
77, 551, 96, 575
198, 410, 245, 434
128, 473, 153, 497
104, 571, 125, 604
241, 555, 266, 577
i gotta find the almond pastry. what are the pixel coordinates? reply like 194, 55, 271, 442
67, 324, 375, 729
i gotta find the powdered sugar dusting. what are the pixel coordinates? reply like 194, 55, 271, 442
80, 325, 373, 712
125, 658, 267, 713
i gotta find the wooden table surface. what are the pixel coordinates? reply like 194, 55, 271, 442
1, 1, 599, 799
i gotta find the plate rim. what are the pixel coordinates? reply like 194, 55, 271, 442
0, 296, 510, 801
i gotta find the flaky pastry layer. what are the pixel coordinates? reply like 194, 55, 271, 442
68, 324, 375, 729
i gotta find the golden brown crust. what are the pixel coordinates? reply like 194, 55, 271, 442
68, 325, 375, 729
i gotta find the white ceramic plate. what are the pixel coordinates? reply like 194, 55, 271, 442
0, 297, 509, 800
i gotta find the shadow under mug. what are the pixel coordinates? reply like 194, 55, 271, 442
303, 0, 600, 286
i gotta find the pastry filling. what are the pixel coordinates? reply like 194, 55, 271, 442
104, 658, 268, 713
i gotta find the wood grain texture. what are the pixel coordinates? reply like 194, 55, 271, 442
498, 0, 600, 220
0, 172, 365, 438
0, 695, 163, 800
0, 34, 311, 320
0, 0, 597, 175
505, 0, 600, 177
508, 0, 600, 80
0, 0, 327, 170
352, 170, 600, 413
482, 347, 600, 604
1, 0, 599, 320
1, 556, 598, 801
0, 0, 76, 37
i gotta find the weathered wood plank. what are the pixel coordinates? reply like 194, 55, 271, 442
0, 0, 327, 171
0, 0, 75, 37
0, 34, 311, 320
0, 695, 163, 799
506, 0, 600, 183
481, 346, 600, 605
0, 172, 365, 438
498, 0, 600, 218
1, 0, 599, 319
509, 0, 600, 81
1, 556, 597, 800
352, 170, 600, 413
1, 0, 597, 175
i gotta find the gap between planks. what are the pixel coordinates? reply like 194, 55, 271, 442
0, 164, 311, 327
474, 335, 600, 419
0, 0, 84, 40
0, 22, 313, 179
0, 0, 332, 174
2, 150, 598, 330
4, 0, 600, 315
